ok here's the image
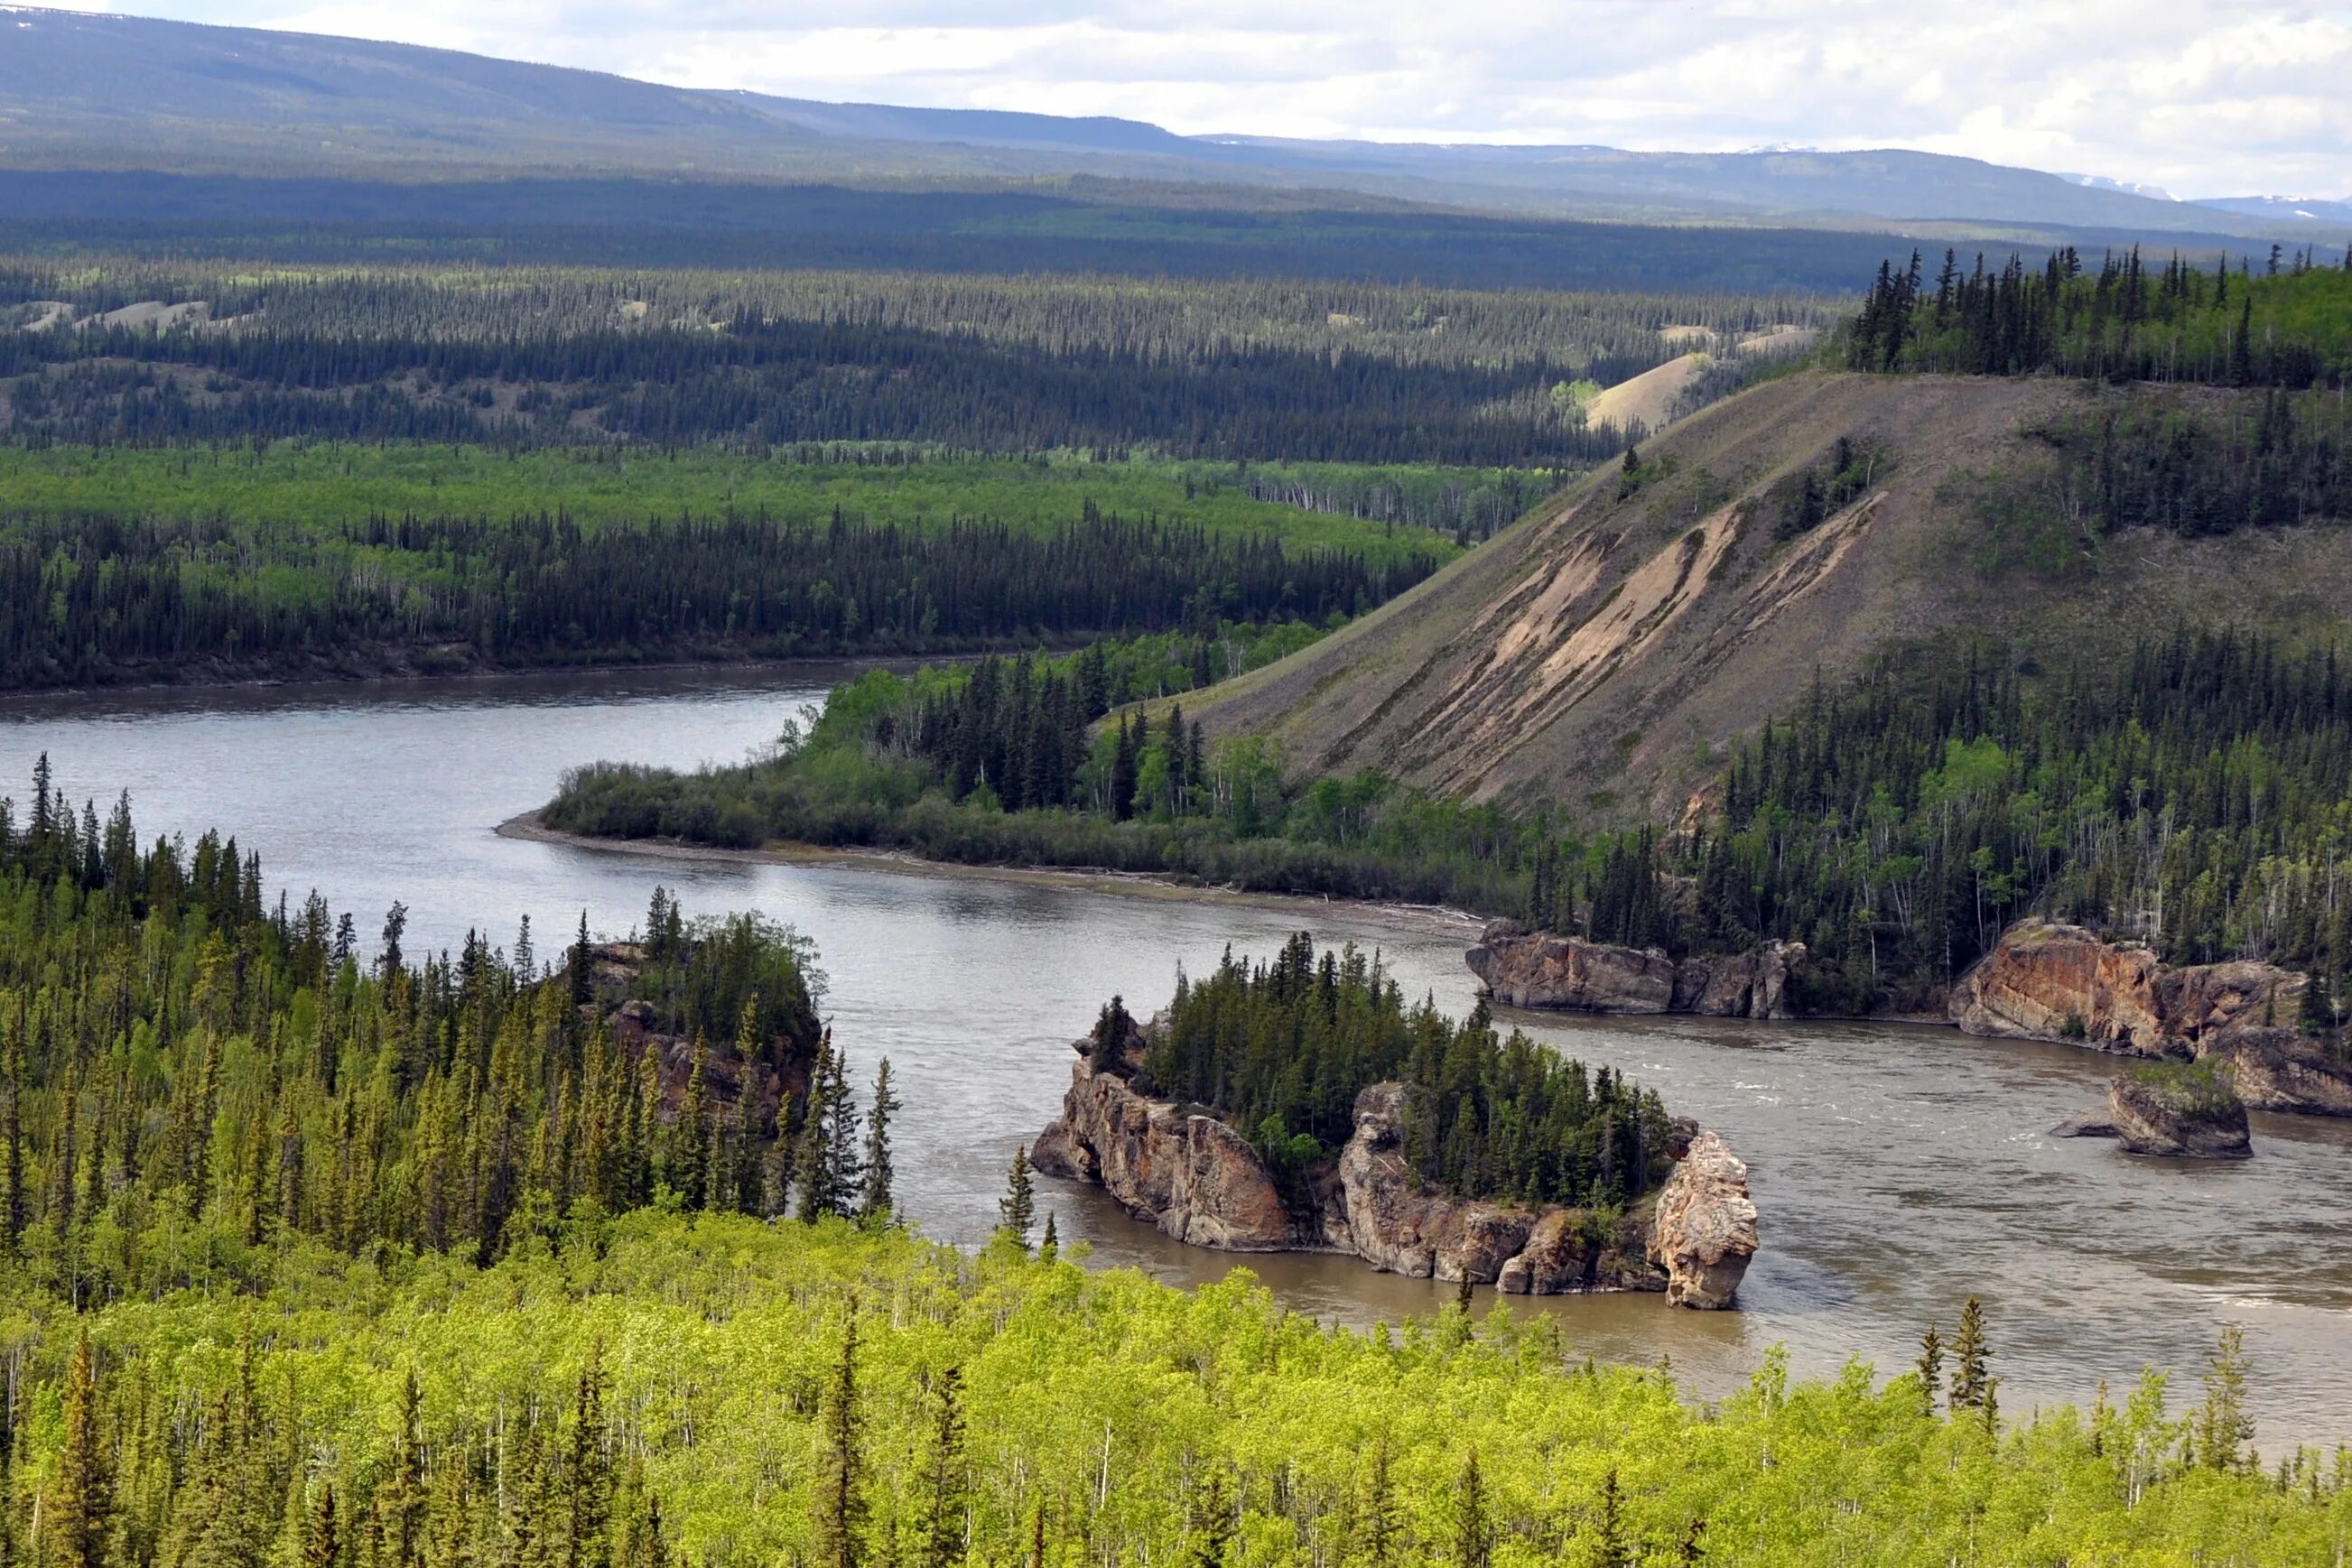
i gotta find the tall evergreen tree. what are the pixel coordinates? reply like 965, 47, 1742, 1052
999, 1145, 1036, 1252
858, 1060, 898, 1226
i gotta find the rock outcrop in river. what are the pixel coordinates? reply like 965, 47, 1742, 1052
1466, 921, 1803, 1018
2107, 1071, 2254, 1159
1950, 920, 2352, 1116
1032, 1022, 1757, 1305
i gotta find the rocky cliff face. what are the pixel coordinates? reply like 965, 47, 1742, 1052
2108, 1073, 2253, 1159
1033, 1029, 1757, 1305
1645, 1131, 1760, 1308
1467, 922, 1803, 1018
1950, 920, 2352, 1116
1029, 1045, 1298, 1250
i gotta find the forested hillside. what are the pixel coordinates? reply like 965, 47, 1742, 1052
0, 758, 892, 1305
0, 259, 1825, 459
1848, 247, 2352, 385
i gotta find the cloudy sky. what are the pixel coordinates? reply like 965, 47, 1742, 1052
56, 1, 2352, 198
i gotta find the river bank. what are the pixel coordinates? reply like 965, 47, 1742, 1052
499, 808, 1490, 936
0, 649, 947, 710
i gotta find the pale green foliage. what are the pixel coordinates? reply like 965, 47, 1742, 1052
6, 1214, 2343, 1566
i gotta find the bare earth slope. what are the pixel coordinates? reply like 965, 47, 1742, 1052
1195, 371, 2352, 818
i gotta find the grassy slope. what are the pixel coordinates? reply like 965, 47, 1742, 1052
1194, 370, 2352, 818
0, 444, 1464, 566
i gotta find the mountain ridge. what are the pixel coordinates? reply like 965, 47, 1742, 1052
0, 5, 2337, 246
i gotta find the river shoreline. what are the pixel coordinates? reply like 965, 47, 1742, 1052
0, 650, 946, 710
498, 809, 1491, 939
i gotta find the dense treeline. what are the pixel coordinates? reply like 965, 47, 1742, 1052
0, 442, 1497, 553
0, 315, 1637, 463
0, 324, 1639, 466
1142, 934, 1678, 1207
1847, 246, 2352, 386
0, 757, 898, 1308
0, 507, 1434, 688
2003, 387, 2352, 541
0, 259, 1827, 372
1607, 630, 2352, 1016
0, 181, 1907, 290
0, 257, 1836, 460
5, 1214, 2336, 1568
545, 643, 1541, 915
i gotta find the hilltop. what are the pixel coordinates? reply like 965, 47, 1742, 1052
1192, 369, 2352, 821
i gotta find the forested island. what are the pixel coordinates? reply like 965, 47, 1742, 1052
1029, 939, 1761, 1306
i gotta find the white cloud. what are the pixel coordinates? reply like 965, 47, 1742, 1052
41, 0, 2352, 196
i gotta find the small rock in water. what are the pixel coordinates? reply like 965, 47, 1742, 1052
2108, 1066, 2253, 1160
2049, 1109, 2118, 1138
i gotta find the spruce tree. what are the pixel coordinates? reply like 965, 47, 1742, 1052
1451, 1451, 1489, 1568
858, 1060, 898, 1226
918, 1367, 967, 1568
1948, 1296, 1991, 1413
677, 1033, 711, 1211
571, 911, 594, 1007
51, 1331, 109, 1568
794, 1030, 837, 1223
818, 1307, 866, 1568
1915, 1323, 1944, 1418
1190, 1467, 1232, 1568
1039, 1211, 1058, 1263
999, 1145, 1036, 1251
2195, 1322, 2254, 1472
302, 1483, 339, 1568
1587, 1467, 1630, 1568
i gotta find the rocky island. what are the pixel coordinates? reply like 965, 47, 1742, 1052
1467, 915, 2352, 1119
1032, 1012, 1759, 1307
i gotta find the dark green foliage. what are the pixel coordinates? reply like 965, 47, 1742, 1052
0, 507, 1435, 690
998, 1146, 1036, 1251
1694, 629, 2352, 1009
0, 293, 1652, 464
1948, 1297, 1992, 1415
1141, 935, 1678, 1207
1849, 247, 2352, 387
0, 759, 834, 1300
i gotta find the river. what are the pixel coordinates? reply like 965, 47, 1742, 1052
5, 668, 2348, 1447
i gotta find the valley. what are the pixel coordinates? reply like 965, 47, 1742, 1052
1, 5, 2349, 1559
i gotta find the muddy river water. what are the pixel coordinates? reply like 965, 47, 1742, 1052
5, 667, 2347, 1447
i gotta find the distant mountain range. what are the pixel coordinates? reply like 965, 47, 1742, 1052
0, 5, 2340, 247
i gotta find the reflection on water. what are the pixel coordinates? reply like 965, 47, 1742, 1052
5, 669, 2349, 1446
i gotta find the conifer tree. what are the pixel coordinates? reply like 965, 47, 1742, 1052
572, 911, 595, 1007
1915, 1323, 1944, 1418
51, 1331, 109, 1568
858, 1060, 897, 1226
999, 1145, 1036, 1251
1585, 1467, 1629, 1568
677, 1033, 710, 1211
918, 1367, 967, 1568
1450, 1452, 1489, 1568
794, 1032, 838, 1223
1190, 1468, 1232, 1568
818, 1306, 866, 1568
302, 1483, 339, 1568
2195, 1322, 2254, 1473
1039, 1211, 1058, 1263
1948, 1296, 1991, 1413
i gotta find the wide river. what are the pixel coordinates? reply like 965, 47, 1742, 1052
5, 668, 2348, 1446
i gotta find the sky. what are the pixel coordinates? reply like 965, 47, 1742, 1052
49, 1, 2352, 198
